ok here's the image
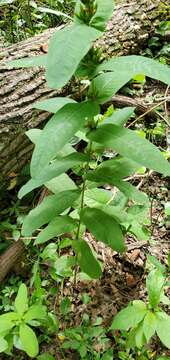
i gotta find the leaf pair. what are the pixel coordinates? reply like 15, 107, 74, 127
0, 284, 46, 357
88, 123, 170, 176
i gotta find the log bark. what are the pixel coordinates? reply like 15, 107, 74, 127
0, 0, 167, 188
0, 240, 25, 283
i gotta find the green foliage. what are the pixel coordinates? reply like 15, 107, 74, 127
0, 283, 47, 357
4, 1, 170, 357
11, 0, 170, 280
0, 0, 75, 43
61, 315, 113, 359
111, 267, 170, 349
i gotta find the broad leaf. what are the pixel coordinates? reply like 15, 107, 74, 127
34, 215, 77, 245
0, 337, 8, 353
135, 323, 146, 349
88, 124, 170, 176
111, 300, 147, 330
31, 101, 99, 177
19, 153, 88, 198
103, 107, 135, 126
15, 284, 28, 315
146, 269, 165, 308
72, 239, 102, 279
26, 129, 42, 145
45, 173, 77, 194
22, 189, 80, 236
156, 312, 170, 349
46, 24, 101, 89
143, 311, 157, 342
24, 304, 46, 322
84, 188, 113, 208
0, 313, 19, 333
86, 156, 139, 183
37, 354, 55, 360
33, 97, 76, 113
112, 180, 148, 204
7, 55, 47, 68
88, 72, 131, 103
19, 324, 39, 358
97, 55, 170, 86
81, 207, 125, 252
90, 0, 115, 31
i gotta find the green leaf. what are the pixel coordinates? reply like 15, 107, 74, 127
0, 312, 19, 334
88, 124, 170, 176
19, 153, 88, 199
134, 322, 146, 349
31, 101, 99, 177
19, 324, 39, 358
88, 72, 131, 103
84, 188, 113, 207
81, 207, 125, 252
146, 269, 165, 308
24, 304, 46, 322
90, 0, 115, 31
86, 156, 139, 183
15, 284, 28, 316
46, 173, 77, 194
0, 337, 8, 353
37, 353, 55, 360
97, 55, 170, 86
112, 180, 148, 204
72, 239, 102, 279
46, 24, 101, 89
156, 312, 170, 349
103, 107, 135, 126
33, 97, 76, 113
143, 311, 157, 342
26, 129, 42, 145
111, 300, 147, 330
22, 189, 80, 236
34, 215, 77, 245
7, 55, 47, 68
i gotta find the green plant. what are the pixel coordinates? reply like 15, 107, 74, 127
7, 0, 170, 281
111, 265, 170, 350
5, 2, 170, 355
0, 0, 75, 43
0, 283, 47, 357
60, 315, 113, 359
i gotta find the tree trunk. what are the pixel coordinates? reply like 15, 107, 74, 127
0, 0, 166, 189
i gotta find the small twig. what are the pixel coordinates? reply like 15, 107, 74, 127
127, 241, 148, 251
127, 99, 168, 128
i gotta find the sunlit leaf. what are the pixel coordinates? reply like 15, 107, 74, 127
19, 324, 39, 358
15, 284, 28, 316
88, 124, 170, 176
46, 24, 101, 89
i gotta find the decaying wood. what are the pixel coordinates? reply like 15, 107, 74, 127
0, 240, 25, 283
0, 0, 167, 187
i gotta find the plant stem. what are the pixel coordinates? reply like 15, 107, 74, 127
73, 141, 93, 287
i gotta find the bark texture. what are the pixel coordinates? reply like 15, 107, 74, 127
0, 0, 167, 188
0, 240, 25, 283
